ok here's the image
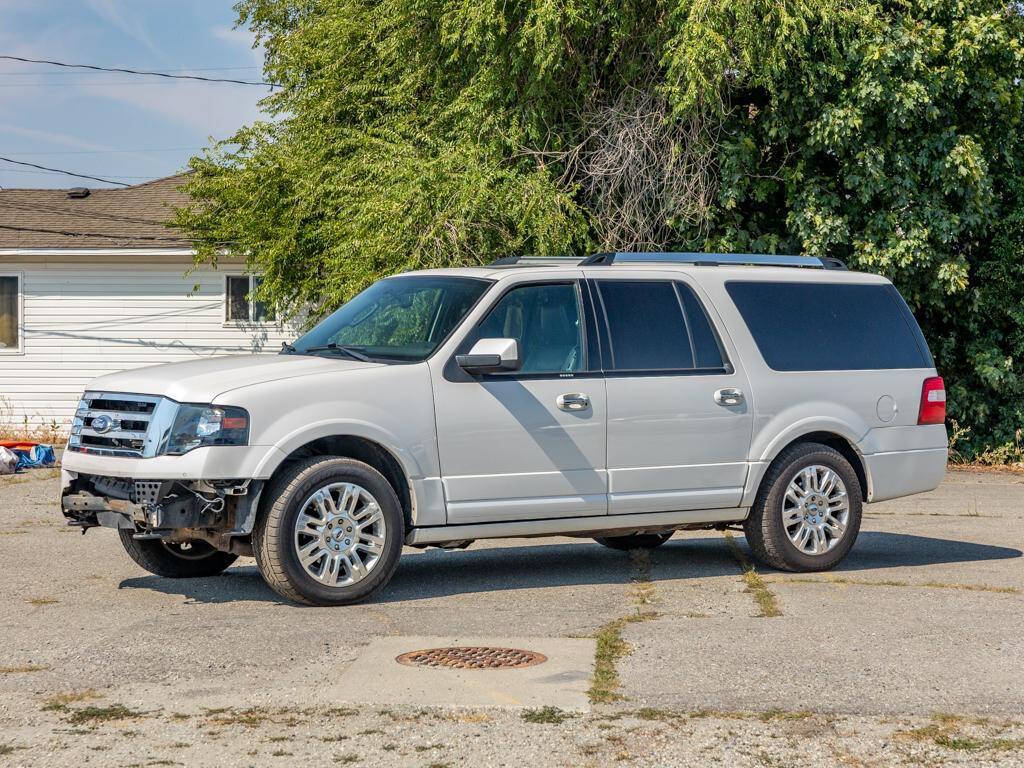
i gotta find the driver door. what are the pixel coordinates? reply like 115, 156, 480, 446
431, 278, 608, 524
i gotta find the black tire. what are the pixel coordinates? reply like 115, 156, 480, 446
252, 456, 404, 606
594, 532, 673, 551
743, 441, 863, 572
118, 530, 238, 578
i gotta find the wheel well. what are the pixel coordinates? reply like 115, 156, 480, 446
770, 432, 869, 500
270, 436, 413, 529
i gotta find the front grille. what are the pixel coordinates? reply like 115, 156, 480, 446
69, 392, 163, 457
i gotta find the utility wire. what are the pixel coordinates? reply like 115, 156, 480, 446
0, 55, 280, 87
0, 167, 153, 179
0, 156, 132, 186
1, 148, 201, 156
0, 201, 172, 227
0, 65, 260, 75
0, 222, 195, 243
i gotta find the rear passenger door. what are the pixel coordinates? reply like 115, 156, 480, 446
587, 273, 753, 513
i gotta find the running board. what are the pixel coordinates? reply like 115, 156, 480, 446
405, 507, 748, 546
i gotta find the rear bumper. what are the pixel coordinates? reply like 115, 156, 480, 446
864, 447, 947, 502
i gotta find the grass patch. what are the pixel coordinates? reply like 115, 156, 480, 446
777, 575, 1019, 595
66, 704, 144, 724
588, 549, 660, 703
725, 533, 781, 617
41, 689, 100, 712
688, 708, 812, 722
634, 707, 683, 722
0, 665, 46, 674
205, 707, 272, 727
521, 706, 573, 724
414, 743, 443, 752
896, 714, 1024, 752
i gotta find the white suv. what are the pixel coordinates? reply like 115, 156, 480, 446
61, 253, 948, 605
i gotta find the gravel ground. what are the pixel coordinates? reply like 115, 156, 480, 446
1, 467, 1022, 767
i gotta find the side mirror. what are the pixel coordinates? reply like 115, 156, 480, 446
456, 338, 520, 374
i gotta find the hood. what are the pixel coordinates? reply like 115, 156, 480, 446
85, 354, 380, 403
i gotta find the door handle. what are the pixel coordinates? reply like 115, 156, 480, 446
557, 393, 590, 411
714, 387, 744, 406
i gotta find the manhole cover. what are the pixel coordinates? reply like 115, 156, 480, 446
395, 646, 547, 670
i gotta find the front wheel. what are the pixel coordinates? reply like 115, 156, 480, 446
118, 530, 238, 578
743, 442, 863, 572
253, 456, 404, 606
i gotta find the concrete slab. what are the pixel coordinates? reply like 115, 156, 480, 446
329, 636, 595, 711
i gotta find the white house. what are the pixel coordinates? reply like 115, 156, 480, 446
0, 173, 294, 432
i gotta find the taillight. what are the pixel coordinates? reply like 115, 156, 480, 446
918, 376, 946, 425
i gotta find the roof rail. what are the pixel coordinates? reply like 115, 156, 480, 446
488, 252, 849, 270
488, 256, 585, 267
579, 252, 847, 270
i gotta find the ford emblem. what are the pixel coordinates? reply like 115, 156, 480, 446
92, 415, 114, 434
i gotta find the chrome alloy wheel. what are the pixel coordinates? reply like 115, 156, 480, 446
292, 482, 387, 587
782, 465, 850, 555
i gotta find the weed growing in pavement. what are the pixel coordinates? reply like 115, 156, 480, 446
66, 704, 145, 725
896, 714, 1024, 752
0, 744, 18, 755
589, 549, 660, 703
25, 597, 58, 606
0, 665, 46, 674
634, 707, 685, 722
725, 533, 781, 617
521, 706, 574, 724
775, 575, 1020, 595
334, 754, 359, 763
41, 690, 100, 712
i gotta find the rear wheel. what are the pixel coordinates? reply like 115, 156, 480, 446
253, 456, 404, 606
118, 531, 238, 578
744, 442, 862, 572
594, 532, 673, 551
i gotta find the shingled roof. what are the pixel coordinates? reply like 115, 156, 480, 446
0, 173, 193, 249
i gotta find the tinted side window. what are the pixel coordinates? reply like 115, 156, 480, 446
597, 280, 725, 371
725, 281, 931, 371
677, 283, 726, 369
477, 283, 582, 373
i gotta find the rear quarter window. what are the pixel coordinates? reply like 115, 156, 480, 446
725, 281, 933, 371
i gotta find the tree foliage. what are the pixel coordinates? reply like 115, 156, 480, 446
173, 0, 1024, 456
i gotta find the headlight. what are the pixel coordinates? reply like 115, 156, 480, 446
166, 404, 249, 455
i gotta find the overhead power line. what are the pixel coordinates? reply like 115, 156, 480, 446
0, 201, 171, 227
0, 222, 194, 243
0, 55, 280, 87
0, 66, 260, 75
1, 148, 201, 156
0, 156, 132, 186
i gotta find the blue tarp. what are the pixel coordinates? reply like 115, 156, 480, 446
13, 444, 56, 469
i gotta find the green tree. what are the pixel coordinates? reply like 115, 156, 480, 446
173, 0, 1024, 457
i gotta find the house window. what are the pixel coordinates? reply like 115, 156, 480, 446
0, 275, 20, 352
226, 275, 270, 322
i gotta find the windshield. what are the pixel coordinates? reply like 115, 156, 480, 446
291, 275, 491, 362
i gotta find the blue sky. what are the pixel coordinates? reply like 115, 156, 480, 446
0, 1, 268, 188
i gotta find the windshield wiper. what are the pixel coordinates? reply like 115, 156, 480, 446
300, 343, 372, 362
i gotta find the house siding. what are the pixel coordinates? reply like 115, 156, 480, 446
0, 255, 296, 430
